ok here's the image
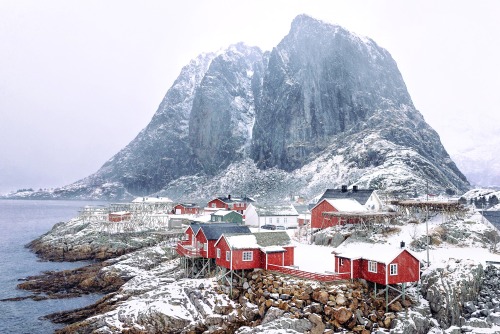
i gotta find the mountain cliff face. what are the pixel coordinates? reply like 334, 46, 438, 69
9, 15, 469, 201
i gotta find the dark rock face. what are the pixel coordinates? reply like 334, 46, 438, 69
10, 15, 469, 201
252, 15, 412, 170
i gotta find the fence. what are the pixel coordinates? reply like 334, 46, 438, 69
267, 264, 350, 282
176, 242, 201, 257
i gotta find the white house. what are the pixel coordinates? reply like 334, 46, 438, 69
245, 203, 299, 229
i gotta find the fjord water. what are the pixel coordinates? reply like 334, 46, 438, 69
0, 200, 104, 333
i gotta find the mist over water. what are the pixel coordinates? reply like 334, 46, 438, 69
0, 200, 105, 333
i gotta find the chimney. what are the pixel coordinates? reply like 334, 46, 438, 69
353, 185, 358, 192
400, 241, 405, 249
341, 185, 347, 193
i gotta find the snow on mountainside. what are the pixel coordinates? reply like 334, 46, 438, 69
3, 15, 469, 201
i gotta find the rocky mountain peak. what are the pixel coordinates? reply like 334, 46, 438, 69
7, 15, 470, 201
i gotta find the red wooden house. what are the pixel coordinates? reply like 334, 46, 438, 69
214, 232, 294, 271
311, 198, 366, 229
332, 245, 421, 285
195, 224, 251, 259
108, 211, 132, 222
173, 203, 200, 215
206, 195, 254, 215
176, 223, 250, 258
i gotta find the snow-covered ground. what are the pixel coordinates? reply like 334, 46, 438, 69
290, 211, 500, 275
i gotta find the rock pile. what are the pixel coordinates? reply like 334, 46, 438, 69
217, 269, 412, 333
461, 265, 500, 329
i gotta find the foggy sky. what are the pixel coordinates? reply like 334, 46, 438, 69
1, 0, 499, 193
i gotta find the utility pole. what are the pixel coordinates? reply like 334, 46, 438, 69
425, 180, 430, 266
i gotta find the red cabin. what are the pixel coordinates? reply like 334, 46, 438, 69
333, 245, 421, 285
108, 211, 131, 222
173, 203, 200, 215
311, 198, 365, 229
206, 195, 254, 215
214, 232, 295, 271
194, 224, 251, 259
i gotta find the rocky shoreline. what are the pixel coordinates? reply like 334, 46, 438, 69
9, 211, 500, 334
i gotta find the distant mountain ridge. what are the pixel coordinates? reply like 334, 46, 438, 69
6, 15, 469, 201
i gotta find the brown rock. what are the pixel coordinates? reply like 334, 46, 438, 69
308, 313, 326, 334
389, 301, 403, 312
334, 307, 353, 324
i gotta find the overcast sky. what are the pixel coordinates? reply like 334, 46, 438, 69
1, 0, 499, 193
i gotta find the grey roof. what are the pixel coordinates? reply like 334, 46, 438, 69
318, 188, 375, 205
177, 203, 200, 208
199, 223, 250, 240
254, 231, 292, 247
292, 204, 311, 214
217, 195, 255, 204
482, 211, 500, 228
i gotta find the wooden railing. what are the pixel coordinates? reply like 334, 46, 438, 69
267, 264, 350, 282
176, 242, 201, 257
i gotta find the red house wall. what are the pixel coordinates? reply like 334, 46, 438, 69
207, 199, 228, 210
283, 247, 295, 266
388, 251, 420, 284
196, 231, 208, 257
109, 213, 131, 222
231, 249, 261, 270
359, 259, 387, 285
214, 238, 260, 270
185, 227, 196, 246
266, 252, 284, 267
174, 205, 200, 215
215, 238, 230, 268
337, 257, 351, 275
311, 200, 337, 228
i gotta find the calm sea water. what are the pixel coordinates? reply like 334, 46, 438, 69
0, 200, 105, 334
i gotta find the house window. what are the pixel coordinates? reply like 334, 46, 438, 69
390, 263, 398, 276
204, 243, 208, 252
226, 251, 230, 262
242, 251, 253, 261
368, 261, 377, 273
217, 248, 221, 259
339, 258, 344, 266
211, 203, 216, 208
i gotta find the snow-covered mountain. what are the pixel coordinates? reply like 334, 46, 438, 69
5, 15, 469, 201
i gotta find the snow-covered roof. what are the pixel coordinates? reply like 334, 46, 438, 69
109, 211, 130, 215
324, 198, 366, 212
333, 244, 418, 264
221, 231, 292, 250
254, 204, 299, 217
319, 188, 375, 205
212, 210, 241, 217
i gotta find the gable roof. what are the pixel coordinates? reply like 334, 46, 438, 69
176, 203, 200, 208
482, 211, 500, 228
333, 244, 419, 264
197, 223, 250, 240
214, 195, 255, 204
219, 231, 292, 250
319, 188, 375, 205
212, 210, 242, 217
326, 198, 366, 211
254, 204, 299, 217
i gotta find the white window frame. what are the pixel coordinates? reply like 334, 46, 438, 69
226, 251, 230, 262
339, 258, 344, 266
216, 248, 221, 259
203, 243, 208, 252
390, 263, 398, 276
242, 251, 253, 261
211, 203, 216, 208
368, 260, 377, 273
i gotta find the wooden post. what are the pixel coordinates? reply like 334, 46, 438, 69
374, 282, 377, 298
386, 287, 389, 313
402, 282, 406, 302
